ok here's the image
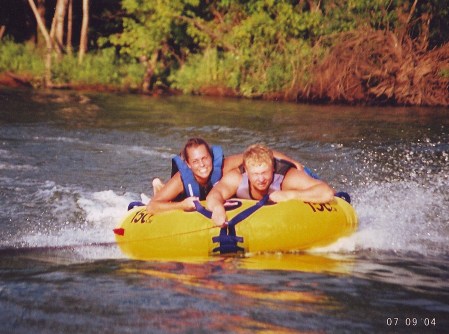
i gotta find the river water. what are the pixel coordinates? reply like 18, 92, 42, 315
0, 88, 448, 333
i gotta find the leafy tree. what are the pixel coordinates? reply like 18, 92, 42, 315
3, 0, 448, 104
110, 0, 324, 95
109, 0, 203, 91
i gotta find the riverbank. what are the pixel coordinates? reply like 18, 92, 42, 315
2, 30, 449, 107
3, 71, 449, 107
0, 72, 175, 96
2, 2, 449, 107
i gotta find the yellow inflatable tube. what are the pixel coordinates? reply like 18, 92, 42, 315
114, 197, 357, 260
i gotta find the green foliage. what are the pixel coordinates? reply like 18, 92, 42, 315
0, 40, 45, 75
104, 0, 449, 96
168, 1, 320, 96
318, 0, 400, 34
52, 48, 143, 88
115, 0, 433, 95
171, 39, 315, 97
3, 0, 449, 98
108, 1, 204, 88
441, 66, 449, 79
109, 1, 188, 59
170, 48, 240, 92
224, 2, 321, 94
0, 41, 143, 89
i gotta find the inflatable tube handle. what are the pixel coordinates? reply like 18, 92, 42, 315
194, 195, 269, 223
194, 201, 213, 219
128, 201, 145, 211
211, 195, 269, 254
335, 191, 351, 203
227, 195, 269, 227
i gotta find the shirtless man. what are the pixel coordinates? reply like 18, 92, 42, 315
206, 144, 335, 226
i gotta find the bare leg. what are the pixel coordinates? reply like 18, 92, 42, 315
152, 177, 164, 196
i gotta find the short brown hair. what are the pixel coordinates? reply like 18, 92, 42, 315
243, 144, 274, 169
182, 137, 211, 162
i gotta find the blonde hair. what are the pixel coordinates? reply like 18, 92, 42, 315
243, 144, 274, 168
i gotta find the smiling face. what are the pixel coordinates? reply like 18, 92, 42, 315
186, 144, 213, 185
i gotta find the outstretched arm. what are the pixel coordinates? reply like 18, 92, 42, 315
206, 169, 242, 226
146, 173, 198, 215
269, 169, 335, 203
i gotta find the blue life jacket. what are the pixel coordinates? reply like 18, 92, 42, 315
303, 166, 320, 179
171, 145, 224, 200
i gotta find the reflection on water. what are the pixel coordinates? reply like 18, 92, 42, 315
1, 245, 447, 333
118, 257, 332, 333
239, 253, 354, 274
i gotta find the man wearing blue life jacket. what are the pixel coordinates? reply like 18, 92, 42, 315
206, 144, 335, 227
146, 138, 302, 215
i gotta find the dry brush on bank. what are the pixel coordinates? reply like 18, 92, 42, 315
301, 29, 449, 107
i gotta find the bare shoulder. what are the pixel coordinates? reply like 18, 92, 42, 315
283, 167, 321, 189
214, 168, 242, 193
224, 168, 243, 184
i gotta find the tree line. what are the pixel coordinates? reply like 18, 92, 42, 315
25, 0, 89, 86
1, 0, 448, 106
